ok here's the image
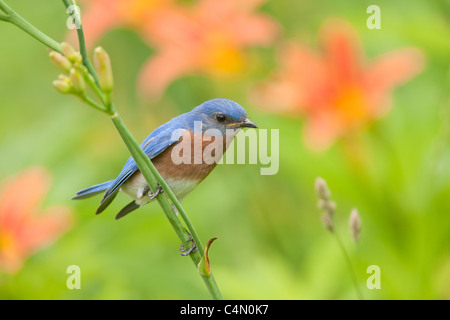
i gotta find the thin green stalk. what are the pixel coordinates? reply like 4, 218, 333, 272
60, 0, 207, 266
77, 66, 107, 105
333, 233, 363, 300
80, 94, 107, 113
0, 0, 11, 14
62, 0, 204, 257
60, 0, 222, 299
0, 0, 223, 299
109, 104, 222, 299
316, 178, 363, 300
61, 0, 99, 86
0, 1, 61, 52
62, 0, 206, 269
138, 149, 206, 254
0, 12, 9, 21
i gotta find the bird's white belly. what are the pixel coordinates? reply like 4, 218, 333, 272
121, 172, 199, 206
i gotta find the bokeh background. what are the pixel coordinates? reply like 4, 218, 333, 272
0, 0, 449, 299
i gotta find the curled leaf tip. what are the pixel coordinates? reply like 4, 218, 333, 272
198, 237, 218, 277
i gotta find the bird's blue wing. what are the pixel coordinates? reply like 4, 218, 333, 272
101, 135, 176, 200
96, 121, 186, 214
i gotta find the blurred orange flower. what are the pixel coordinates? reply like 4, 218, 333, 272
139, 0, 279, 96
0, 168, 72, 274
251, 21, 425, 150
77, 0, 279, 97
77, 0, 174, 47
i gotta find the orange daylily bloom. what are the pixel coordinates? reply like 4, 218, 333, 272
251, 21, 425, 150
0, 168, 72, 274
77, 0, 174, 47
139, 0, 279, 96
77, 0, 279, 98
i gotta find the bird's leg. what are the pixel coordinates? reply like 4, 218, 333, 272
147, 184, 164, 200
179, 230, 198, 256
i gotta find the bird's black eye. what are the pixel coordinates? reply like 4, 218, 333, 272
216, 113, 226, 122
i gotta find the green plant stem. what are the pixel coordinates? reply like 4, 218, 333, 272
0, 1, 61, 52
77, 66, 105, 103
79, 94, 107, 113
0, 12, 9, 21
60, 0, 207, 273
326, 207, 364, 300
60, 0, 221, 299
333, 233, 363, 300
108, 106, 222, 299
111, 119, 222, 297
61, 0, 100, 87
0, 0, 223, 300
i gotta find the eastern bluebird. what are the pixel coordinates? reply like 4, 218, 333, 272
72, 98, 258, 220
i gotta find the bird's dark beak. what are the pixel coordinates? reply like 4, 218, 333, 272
239, 118, 258, 128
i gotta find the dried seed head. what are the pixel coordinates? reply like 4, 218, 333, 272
317, 199, 327, 210
315, 177, 330, 200
321, 212, 334, 233
327, 200, 337, 213
349, 208, 361, 242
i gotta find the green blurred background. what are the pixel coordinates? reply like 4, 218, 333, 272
0, 0, 449, 299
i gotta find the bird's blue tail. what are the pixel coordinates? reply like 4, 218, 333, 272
72, 181, 113, 200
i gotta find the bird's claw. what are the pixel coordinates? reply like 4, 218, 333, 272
179, 231, 197, 256
148, 184, 164, 200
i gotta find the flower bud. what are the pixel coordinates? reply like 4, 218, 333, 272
321, 212, 334, 233
93, 47, 114, 92
69, 68, 86, 94
58, 74, 70, 81
315, 177, 330, 200
53, 79, 72, 94
49, 52, 72, 73
61, 42, 82, 63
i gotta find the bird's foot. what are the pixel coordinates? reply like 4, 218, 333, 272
179, 231, 197, 256
148, 184, 164, 200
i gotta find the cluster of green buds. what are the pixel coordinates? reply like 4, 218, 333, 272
50, 42, 114, 112
50, 43, 84, 95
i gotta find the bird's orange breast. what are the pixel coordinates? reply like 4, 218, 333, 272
152, 130, 227, 183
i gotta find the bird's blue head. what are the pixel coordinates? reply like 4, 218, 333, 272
189, 98, 258, 134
